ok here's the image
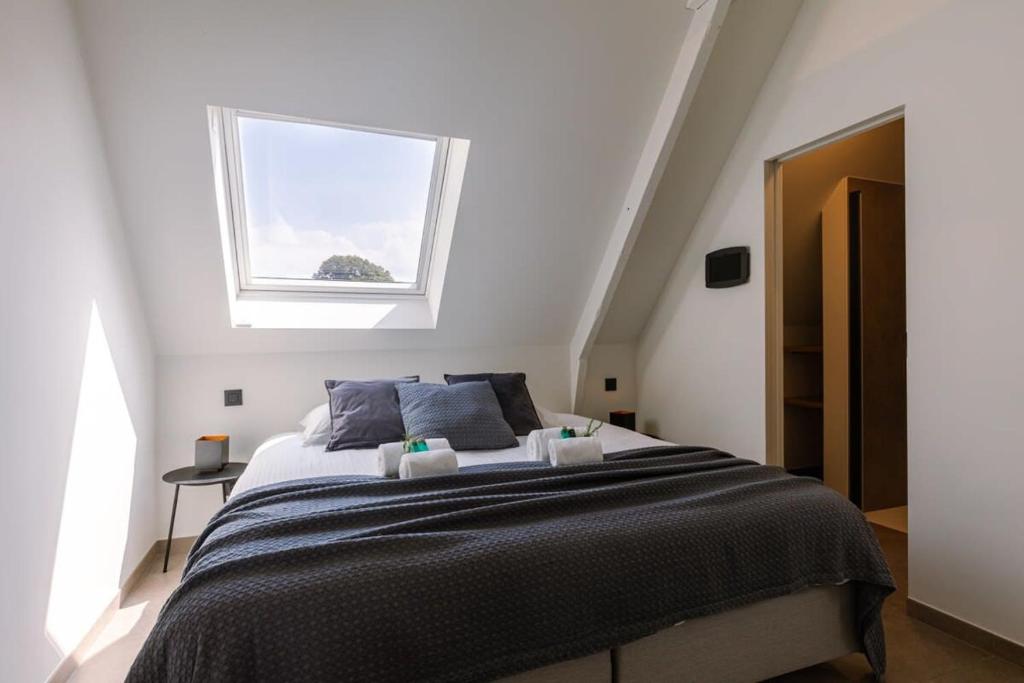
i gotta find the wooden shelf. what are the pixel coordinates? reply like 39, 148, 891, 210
785, 396, 824, 409
785, 345, 823, 354
787, 465, 823, 481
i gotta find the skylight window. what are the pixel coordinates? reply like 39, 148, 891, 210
209, 108, 469, 329
213, 108, 451, 297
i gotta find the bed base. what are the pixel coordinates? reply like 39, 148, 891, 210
498, 584, 859, 683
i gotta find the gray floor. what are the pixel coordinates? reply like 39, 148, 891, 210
772, 525, 1024, 682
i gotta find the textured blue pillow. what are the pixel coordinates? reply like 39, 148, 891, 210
324, 377, 418, 451
397, 381, 519, 451
444, 372, 542, 435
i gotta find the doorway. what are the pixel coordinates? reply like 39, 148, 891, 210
764, 112, 907, 531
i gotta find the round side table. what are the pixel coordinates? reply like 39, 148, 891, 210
161, 462, 247, 572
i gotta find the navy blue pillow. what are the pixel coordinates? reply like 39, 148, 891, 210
324, 377, 418, 451
444, 372, 542, 435
397, 381, 519, 451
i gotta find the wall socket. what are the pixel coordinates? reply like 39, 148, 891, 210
604, 377, 617, 392
224, 389, 243, 407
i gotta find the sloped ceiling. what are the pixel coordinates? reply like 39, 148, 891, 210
71, 0, 692, 356
597, 0, 802, 343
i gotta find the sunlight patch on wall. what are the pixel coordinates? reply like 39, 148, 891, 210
46, 302, 138, 655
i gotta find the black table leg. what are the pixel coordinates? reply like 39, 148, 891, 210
163, 484, 180, 573
221, 481, 228, 503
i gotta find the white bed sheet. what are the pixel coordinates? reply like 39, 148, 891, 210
232, 413, 671, 497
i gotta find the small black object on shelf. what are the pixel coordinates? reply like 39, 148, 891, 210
609, 410, 636, 431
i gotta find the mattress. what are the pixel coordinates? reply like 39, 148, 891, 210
232, 411, 670, 496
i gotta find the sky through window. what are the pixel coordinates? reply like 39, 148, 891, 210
237, 115, 438, 285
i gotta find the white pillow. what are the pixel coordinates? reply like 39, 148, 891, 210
299, 403, 332, 446
534, 405, 561, 429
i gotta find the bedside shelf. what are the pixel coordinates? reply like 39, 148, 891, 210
785, 396, 824, 409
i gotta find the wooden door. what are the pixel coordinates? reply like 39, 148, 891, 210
822, 177, 907, 509
821, 179, 850, 498
853, 178, 907, 511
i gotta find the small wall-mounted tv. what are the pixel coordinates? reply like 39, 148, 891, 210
705, 246, 750, 288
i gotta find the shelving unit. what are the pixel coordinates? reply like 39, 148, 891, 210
772, 123, 907, 513
785, 345, 823, 354
782, 329, 824, 478
785, 396, 823, 409
788, 464, 824, 480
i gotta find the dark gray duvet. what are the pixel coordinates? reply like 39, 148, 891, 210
128, 446, 894, 682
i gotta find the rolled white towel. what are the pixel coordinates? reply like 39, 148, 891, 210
378, 438, 451, 478
399, 448, 459, 479
526, 427, 564, 462
547, 436, 603, 467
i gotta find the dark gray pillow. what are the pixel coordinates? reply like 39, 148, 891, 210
324, 377, 418, 451
397, 381, 519, 451
444, 372, 542, 435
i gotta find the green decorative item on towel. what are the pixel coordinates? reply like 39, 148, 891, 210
402, 435, 429, 453
561, 419, 603, 439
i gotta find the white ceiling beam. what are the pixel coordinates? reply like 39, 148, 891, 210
569, 0, 731, 410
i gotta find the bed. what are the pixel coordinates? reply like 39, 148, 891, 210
132, 413, 893, 682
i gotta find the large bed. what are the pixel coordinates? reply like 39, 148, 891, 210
132, 413, 893, 682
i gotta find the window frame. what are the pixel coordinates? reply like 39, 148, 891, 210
214, 107, 451, 299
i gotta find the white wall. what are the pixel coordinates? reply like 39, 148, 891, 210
157, 346, 568, 536
577, 344, 638, 425
638, 0, 1024, 646
0, 0, 156, 679
599, 0, 802, 344
71, 0, 691, 357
